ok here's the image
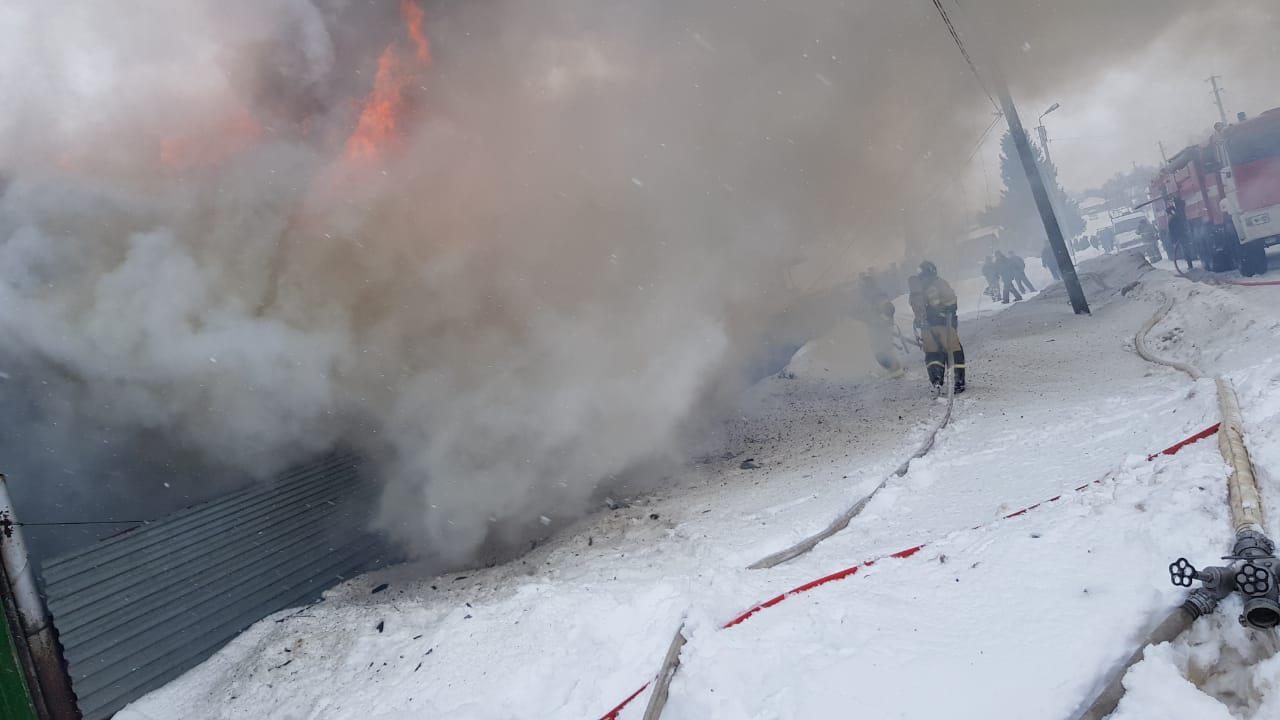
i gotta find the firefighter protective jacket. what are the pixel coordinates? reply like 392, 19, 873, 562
922, 276, 958, 326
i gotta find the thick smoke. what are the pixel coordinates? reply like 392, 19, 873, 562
0, 0, 1272, 565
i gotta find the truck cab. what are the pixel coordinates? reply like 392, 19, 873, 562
1213, 108, 1280, 275
1108, 209, 1148, 252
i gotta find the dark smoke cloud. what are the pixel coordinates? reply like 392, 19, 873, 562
0, 0, 1272, 565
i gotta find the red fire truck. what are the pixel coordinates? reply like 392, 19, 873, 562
1150, 107, 1280, 276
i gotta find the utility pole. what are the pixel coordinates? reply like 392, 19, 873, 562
930, 0, 1088, 313
996, 84, 1090, 314
1158, 141, 1169, 165
1207, 75, 1228, 125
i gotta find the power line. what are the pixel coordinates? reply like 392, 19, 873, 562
913, 112, 1004, 212
928, 0, 1089, 314
928, 112, 1002, 202
931, 0, 999, 113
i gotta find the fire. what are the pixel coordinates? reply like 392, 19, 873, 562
344, 47, 407, 162
401, 0, 432, 66
342, 2, 432, 163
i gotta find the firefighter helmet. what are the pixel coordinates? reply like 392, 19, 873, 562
918, 260, 938, 278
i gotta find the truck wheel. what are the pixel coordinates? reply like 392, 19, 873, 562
1204, 230, 1231, 272
1198, 242, 1215, 271
1244, 240, 1264, 274
1244, 241, 1267, 276
1214, 248, 1234, 272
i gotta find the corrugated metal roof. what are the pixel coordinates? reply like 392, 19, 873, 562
39, 453, 392, 720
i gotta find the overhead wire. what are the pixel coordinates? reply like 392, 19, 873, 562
801, 0, 1003, 293
922, 111, 1002, 204
931, 0, 999, 113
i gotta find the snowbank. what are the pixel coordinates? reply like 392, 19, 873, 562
1102, 258, 1280, 719
119, 251, 1280, 720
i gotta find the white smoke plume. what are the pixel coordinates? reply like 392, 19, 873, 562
0, 0, 1272, 565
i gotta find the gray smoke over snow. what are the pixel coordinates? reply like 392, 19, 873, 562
0, 0, 1272, 565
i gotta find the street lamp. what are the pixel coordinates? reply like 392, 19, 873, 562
1036, 102, 1060, 165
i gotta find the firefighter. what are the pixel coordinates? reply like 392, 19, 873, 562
871, 301, 904, 378
981, 256, 999, 300
916, 260, 966, 394
907, 273, 927, 347
858, 272, 903, 377
993, 251, 1023, 304
1041, 243, 1062, 281
1008, 251, 1036, 294
1168, 198, 1193, 269
1098, 227, 1116, 254
1136, 217, 1162, 261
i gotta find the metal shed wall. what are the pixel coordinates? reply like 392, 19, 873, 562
39, 453, 391, 720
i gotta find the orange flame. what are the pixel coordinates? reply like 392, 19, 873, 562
341, 2, 432, 163
401, 0, 432, 65
344, 47, 407, 162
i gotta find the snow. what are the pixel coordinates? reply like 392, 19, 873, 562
118, 250, 1280, 720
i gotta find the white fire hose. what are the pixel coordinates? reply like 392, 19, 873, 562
1077, 292, 1267, 720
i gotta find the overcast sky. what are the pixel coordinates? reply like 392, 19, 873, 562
968, 8, 1278, 205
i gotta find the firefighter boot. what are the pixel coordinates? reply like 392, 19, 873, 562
927, 359, 945, 389
954, 366, 966, 394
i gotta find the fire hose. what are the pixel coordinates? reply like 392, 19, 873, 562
643, 326, 958, 719
601, 421, 1222, 720
638, 323, 958, 719
747, 322, 955, 571
1074, 292, 1271, 720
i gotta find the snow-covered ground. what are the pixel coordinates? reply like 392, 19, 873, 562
119, 251, 1280, 720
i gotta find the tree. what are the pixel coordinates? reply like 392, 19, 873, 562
1084, 166, 1159, 210
979, 130, 1084, 251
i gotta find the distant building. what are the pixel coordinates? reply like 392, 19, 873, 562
1079, 196, 1108, 213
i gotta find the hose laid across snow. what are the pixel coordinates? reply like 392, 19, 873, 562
747, 368, 955, 570
1132, 293, 1264, 533
1075, 606, 1198, 720
1218, 382, 1264, 534
639, 624, 687, 720
1132, 297, 1202, 381
632, 339, 961, 719
1075, 289, 1267, 720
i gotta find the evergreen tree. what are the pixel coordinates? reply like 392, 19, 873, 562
1086, 166, 1159, 209
979, 130, 1084, 249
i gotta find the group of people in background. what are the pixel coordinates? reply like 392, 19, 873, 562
1089, 228, 1117, 254
856, 244, 1065, 393
981, 251, 1036, 304
1074, 217, 1163, 263
859, 240, 1073, 394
